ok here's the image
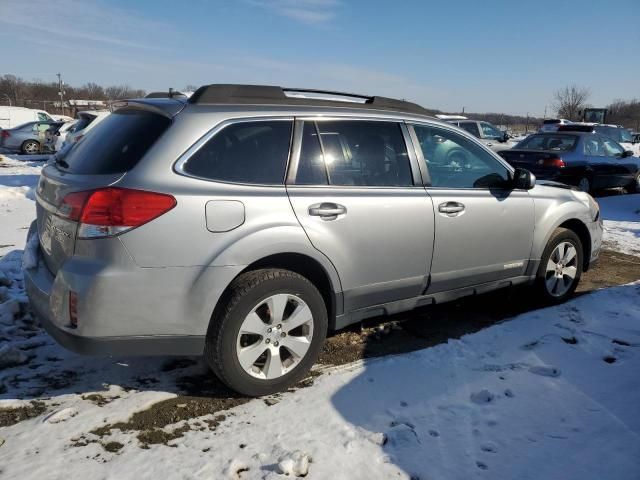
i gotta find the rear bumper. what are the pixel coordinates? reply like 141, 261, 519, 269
24, 224, 244, 356
24, 255, 206, 356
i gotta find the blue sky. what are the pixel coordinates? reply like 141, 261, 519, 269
1, 0, 638, 115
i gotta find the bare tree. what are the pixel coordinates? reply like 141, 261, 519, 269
553, 85, 590, 121
183, 84, 199, 92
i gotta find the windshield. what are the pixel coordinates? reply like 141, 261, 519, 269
56, 109, 171, 174
516, 134, 578, 151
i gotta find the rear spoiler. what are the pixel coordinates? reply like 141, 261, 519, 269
110, 98, 187, 118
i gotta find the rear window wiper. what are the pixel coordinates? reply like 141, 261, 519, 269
52, 155, 69, 170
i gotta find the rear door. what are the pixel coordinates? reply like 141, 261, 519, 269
286, 119, 434, 312
410, 122, 534, 291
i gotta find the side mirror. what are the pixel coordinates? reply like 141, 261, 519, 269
622, 150, 634, 158
513, 168, 536, 190
501, 131, 510, 142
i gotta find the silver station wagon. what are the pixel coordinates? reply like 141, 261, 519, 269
25, 85, 603, 396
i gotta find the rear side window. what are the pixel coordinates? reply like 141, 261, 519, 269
58, 109, 170, 174
458, 122, 480, 137
295, 120, 412, 187
182, 120, 293, 184
517, 134, 578, 151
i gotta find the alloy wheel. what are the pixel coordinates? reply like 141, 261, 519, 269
545, 241, 578, 297
24, 141, 39, 154
236, 294, 314, 380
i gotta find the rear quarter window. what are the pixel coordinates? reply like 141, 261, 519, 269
58, 109, 171, 175
180, 120, 293, 185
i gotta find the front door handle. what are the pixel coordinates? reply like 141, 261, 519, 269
438, 201, 465, 216
309, 202, 347, 220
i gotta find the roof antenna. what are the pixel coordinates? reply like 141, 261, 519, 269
168, 87, 175, 98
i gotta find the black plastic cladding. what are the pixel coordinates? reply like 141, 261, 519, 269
188, 84, 431, 116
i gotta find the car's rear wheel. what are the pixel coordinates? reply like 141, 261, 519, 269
576, 176, 591, 193
204, 269, 327, 396
21, 140, 40, 154
535, 227, 583, 303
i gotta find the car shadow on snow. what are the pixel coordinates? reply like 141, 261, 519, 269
329, 281, 640, 480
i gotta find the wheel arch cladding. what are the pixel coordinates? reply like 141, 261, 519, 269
214, 253, 339, 330
557, 219, 591, 271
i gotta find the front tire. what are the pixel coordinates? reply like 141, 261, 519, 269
535, 228, 583, 303
204, 269, 328, 397
628, 172, 640, 194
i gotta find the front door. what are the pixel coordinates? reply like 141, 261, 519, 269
286, 119, 435, 312
410, 123, 535, 292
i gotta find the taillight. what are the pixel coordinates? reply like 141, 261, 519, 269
1, 130, 10, 138
59, 188, 176, 238
542, 157, 565, 168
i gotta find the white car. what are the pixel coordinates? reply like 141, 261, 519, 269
0, 106, 54, 129
62, 110, 110, 147
54, 119, 78, 152
539, 118, 572, 132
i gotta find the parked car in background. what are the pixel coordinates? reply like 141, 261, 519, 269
500, 131, 640, 193
42, 122, 65, 153
0, 106, 55, 129
25, 84, 603, 396
62, 110, 111, 147
591, 124, 640, 157
0, 120, 60, 154
539, 119, 572, 132
446, 119, 514, 152
51, 115, 74, 123
43, 121, 77, 153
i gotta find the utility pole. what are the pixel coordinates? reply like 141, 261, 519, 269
57, 73, 65, 116
544, 105, 547, 119
525, 112, 530, 134
462, 106, 465, 115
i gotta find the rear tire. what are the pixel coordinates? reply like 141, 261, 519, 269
21, 140, 40, 154
204, 269, 328, 397
535, 227, 583, 303
576, 176, 591, 193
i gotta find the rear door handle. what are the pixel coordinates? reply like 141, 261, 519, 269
438, 201, 465, 216
309, 202, 346, 220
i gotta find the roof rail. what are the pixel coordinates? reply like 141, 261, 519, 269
188, 84, 430, 115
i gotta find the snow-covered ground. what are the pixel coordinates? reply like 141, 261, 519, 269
0, 153, 639, 479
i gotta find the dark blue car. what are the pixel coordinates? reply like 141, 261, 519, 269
499, 131, 640, 193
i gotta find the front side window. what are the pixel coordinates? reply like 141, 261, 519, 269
480, 122, 503, 140
413, 124, 510, 189
600, 135, 625, 157
458, 122, 480, 138
183, 120, 293, 184
295, 120, 412, 187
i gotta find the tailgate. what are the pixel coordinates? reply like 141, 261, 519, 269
35, 165, 123, 274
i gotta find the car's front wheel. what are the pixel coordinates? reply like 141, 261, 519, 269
628, 172, 640, 193
21, 140, 40, 154
204, 269, 328, 396
535, 227, 583, 303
